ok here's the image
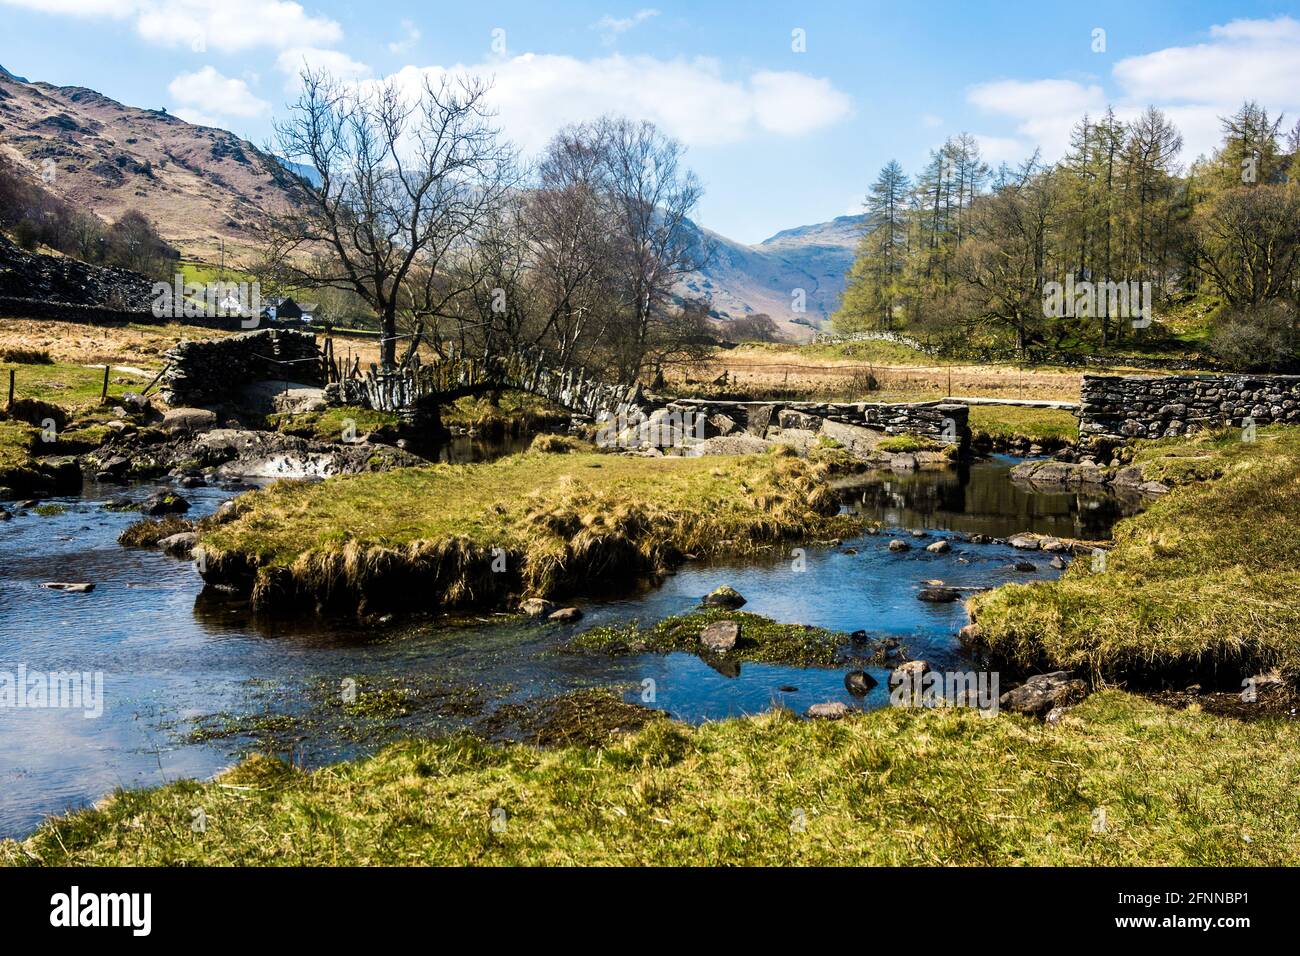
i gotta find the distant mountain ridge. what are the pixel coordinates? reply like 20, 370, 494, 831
0, 63, 860, 337
680, 213, 864, 340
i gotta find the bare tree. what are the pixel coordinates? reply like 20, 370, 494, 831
524, 124, 619, 369
263, 68, 515, 368
597, 117, 709, 381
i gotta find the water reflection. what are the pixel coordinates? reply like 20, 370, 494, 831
835, 455, 1136, 540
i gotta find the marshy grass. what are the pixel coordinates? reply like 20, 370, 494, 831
5, 690, 1298, 866
968, 427, 1300, 684
198, 449, 857, 615
567, 609, 856, 667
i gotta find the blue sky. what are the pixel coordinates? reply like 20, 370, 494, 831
3, 0, 1299, 243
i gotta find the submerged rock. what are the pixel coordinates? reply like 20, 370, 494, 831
519, 597, 556, 618
41, 582, 94, 593
925, 539, 951, 554
844, 670, 878, 696
888, 539, 911, 552
701, 585, 746, 609
548, 607, 583, 623
699, 620, 740, 653
158, 531, 199, 557
917, 586, 960, 602
141, 491, 190, 516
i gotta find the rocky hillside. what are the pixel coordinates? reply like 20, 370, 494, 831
0, 233, 154, 309
0, 63, 302, 261
679, 214, 865, 341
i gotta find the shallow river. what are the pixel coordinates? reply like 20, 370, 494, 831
0, 454, 1133, 838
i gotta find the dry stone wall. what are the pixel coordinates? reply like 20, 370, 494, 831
159, 329, 323, 406
667, 398, 971, 452
1080, 373, 1300, 444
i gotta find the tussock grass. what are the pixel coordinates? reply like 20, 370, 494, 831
444, 393, 569, 436
0, 419, 39, 479
969, 427, 1300, 683
6, 690, 1298, 865
200, 450, 855, 614
0, 347, 52, 364
527, 433, 586, 454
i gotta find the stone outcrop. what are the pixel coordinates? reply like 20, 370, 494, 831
0, 233, 155, 310
1080, 373, 1300, 447
1010, 459, 1168, 496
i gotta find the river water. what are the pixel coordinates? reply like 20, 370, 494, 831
0, 454, 1136, 839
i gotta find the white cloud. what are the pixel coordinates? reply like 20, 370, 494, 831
387, 18, 420, 55
169, 65, 269, 118
277, 47, 371, 89
966, 79, 1105, 164
172, 107, 223, 127
592, 8, 659, 44
1112, 16, 1300, 160
378, 53, 852, 155
966, 17, 1300, 168
0, 0, 342, 53
971, 134, 1031, 166
1114, 17, 1300, 105
968, 78, 1106, 120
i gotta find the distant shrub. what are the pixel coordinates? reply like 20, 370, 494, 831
529, 433, 586, 454
1209, 301, 1298, 371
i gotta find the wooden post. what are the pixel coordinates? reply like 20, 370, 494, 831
101, 364, 110, 404
7, 368, 13, 411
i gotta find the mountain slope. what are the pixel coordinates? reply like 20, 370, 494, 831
680, 214, 864, 340
0, 64, 302, 261
0, 63, 860, 335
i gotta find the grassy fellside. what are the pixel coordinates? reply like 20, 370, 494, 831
968, 427, 1300, 683
198, 448, 857, 614
4, 690, 1298, 866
